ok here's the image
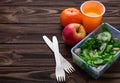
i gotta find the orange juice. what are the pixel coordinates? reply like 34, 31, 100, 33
86, 12, 99, 16
80, 1, 105, 33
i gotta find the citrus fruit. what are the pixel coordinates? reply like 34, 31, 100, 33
60, 8, 83, 27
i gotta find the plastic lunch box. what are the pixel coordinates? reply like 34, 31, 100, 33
71, 23, 120, 79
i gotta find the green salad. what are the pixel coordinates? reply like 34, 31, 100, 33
74, 24, 120, 68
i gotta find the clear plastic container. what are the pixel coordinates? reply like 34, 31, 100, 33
71, 23, 120, 79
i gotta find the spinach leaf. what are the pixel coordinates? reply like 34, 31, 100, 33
102, 23, 110, 32
77, 23, 119, 68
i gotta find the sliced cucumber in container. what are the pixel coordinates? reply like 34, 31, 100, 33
97, 31, 111, 42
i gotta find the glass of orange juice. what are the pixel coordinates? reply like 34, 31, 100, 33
80, 1, 105, 33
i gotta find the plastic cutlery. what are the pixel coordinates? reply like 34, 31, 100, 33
43, 35, 75, 74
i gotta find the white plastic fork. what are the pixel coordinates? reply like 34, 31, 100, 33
43, 35, 75, 74
52, 36, 65, 82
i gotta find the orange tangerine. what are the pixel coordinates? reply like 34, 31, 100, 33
60, 8, 83, 27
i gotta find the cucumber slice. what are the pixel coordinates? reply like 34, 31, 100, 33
97, 31, 111, 42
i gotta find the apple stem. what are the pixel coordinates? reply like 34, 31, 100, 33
76, 25, 82, 33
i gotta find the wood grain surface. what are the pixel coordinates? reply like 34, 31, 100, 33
0, 0, 120, 83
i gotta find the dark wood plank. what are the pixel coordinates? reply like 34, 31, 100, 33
0, 0, 83, 6
0, 6, 119, 23
0, 24, 63, 43
0, 0, 119, 7
88, 79, 120, 83
0, 66, 120, 83
0, 44, 71, 55
0, 67, 57, 83
0, 64, 120, 83
0, 66, 89, 83
0, 44, 72, 66
0, 23, 119, 44
0, 6, 119, 17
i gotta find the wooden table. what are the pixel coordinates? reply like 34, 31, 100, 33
0, 0, 120, 83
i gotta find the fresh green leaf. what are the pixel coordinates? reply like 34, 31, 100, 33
102, 23, 110, 32
76, 23, 119, 68
93, 59, 104, 65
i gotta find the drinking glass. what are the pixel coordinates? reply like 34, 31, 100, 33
80, 1, 105, 33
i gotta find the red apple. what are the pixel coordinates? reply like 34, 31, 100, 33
62, 23, 86, 46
